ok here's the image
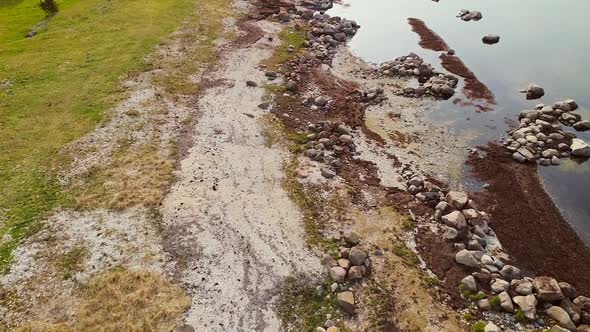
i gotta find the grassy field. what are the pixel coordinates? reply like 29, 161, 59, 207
0, 0, 197, 273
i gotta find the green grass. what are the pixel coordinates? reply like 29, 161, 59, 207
0, 0, 201, 273
262, 27, 307, 70
392, 242, 420, 267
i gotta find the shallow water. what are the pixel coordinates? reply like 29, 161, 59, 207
330, 0, 590, 244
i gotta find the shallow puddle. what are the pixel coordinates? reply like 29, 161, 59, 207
330, 0, 590, 244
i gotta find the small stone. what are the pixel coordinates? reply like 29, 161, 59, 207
337, 291, 355, 314
322, 254, 337, 267
461, 275, 478, 293
573, 296, 590, 311
321, 168, 336, 179
317, 327, 327, 332
522, 83, 545, 100
339, 134, 353, 144
547, 306, 576, 331
246, 80, 258, 87
326, 327, 339, 332
329, 267, 347, 283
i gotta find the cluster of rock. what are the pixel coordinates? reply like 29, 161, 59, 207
302, 12, 359, 64
407, 176, 499, 252
303, 122, 355, 179
377, 53, 458, 99
503, 99, 590, 165
359, 87, 386, 105
321, 231, 370, 317
302, 94, 333, 111
457, 9, 483, 21
464, 273, 590, 332
405, 175, 590, 331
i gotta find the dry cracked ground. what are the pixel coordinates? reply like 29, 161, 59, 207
0, 0, 474, 331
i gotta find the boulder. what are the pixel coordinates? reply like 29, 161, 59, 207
560, 299, 581, 324
348, 266, 363, 280
337, 291, 355, 314
573, 121, 590, 131
455, 249, 480, 268
573, 296, 590, 311
559, 282, 578, 300
499, 291, 514, 313
446, 191, 468, 209
547, 306, 576, 331
534, 276, 565, 302
491, 279, 510, 293
442, 211, 467, 229
348, 248, 367, 266
571, 139, 590, 157
482, 35, 500, 44
500, 265, 522, 281
522, 83, 545, 100
344, 231, 361, 246
337, 258, 351, 270
576, 325, 590, 332
512, 279, 534, 295
514, 294, 537, 319
461, 275, 478, 293
329, 267, 346, 283
478, 299, 491, 311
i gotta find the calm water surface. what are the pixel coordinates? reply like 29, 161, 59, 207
330, 0, 590, 244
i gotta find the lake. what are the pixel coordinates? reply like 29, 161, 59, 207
330, 0, 590, 244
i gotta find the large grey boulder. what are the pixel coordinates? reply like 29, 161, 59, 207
442, 211, 467, 229
455, 249, 480, 268
547, 306, 576, 331
534, 276, 565, 302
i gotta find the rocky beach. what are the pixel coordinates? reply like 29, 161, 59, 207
1, 0, 589, 331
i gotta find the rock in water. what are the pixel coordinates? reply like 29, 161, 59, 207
570, 139, 590, 157
573, 120, 590, 131
521, 83, 545, 100
482, 35, 500, 44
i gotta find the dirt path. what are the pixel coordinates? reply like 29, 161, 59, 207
160, 20, 321, 331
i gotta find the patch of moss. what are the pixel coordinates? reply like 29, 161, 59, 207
276, 273, 341, 331
471, 321, 486, 332
263, 27, 307, 70
489, 295, 501, 309
423, 275, 440, 288
515, 309, 526, 322
392, 242, 420, 267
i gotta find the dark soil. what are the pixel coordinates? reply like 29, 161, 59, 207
416, 227, 466, 309
467, 143, 590, 295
